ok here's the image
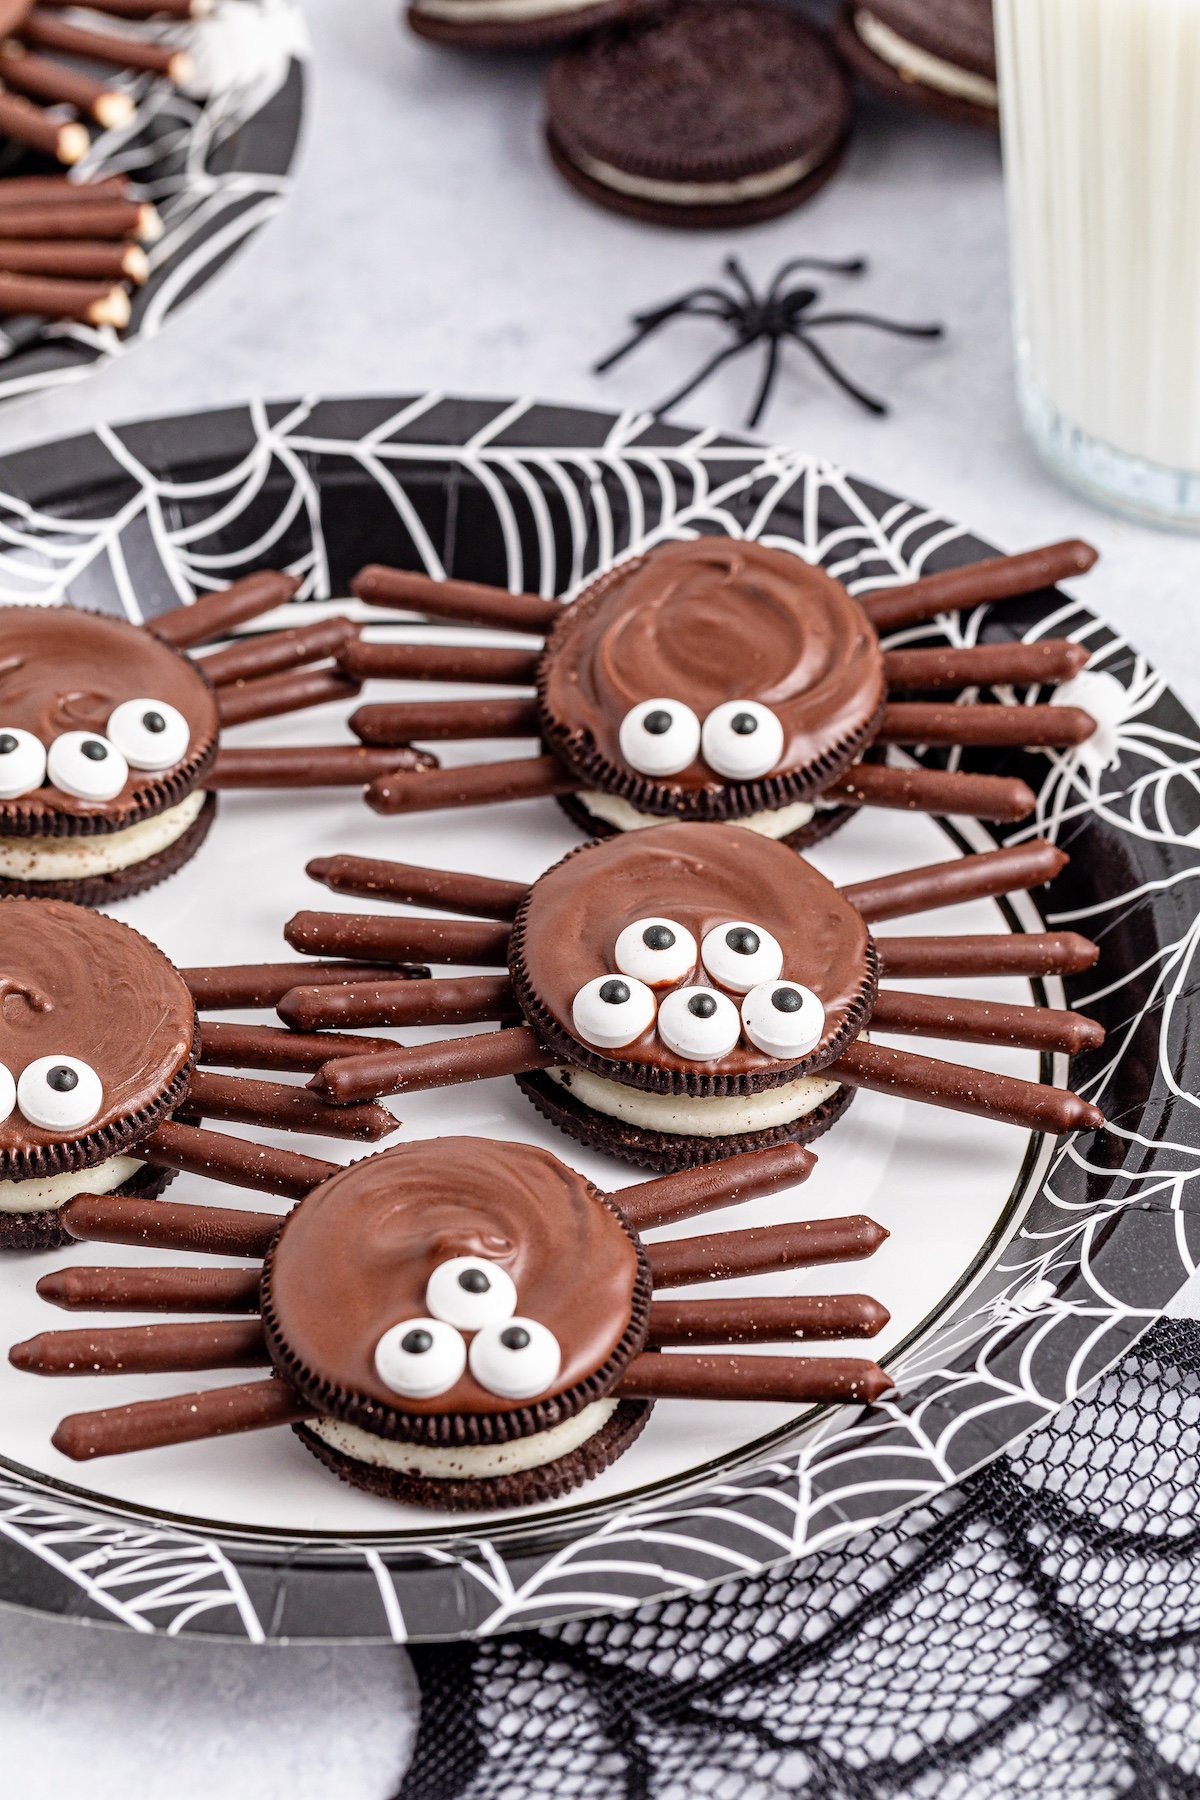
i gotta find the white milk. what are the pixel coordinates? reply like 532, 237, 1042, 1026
994, 0, 1200, 525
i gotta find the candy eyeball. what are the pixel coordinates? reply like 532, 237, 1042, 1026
469, 1317, 562, 1400
657, 985, 741, 1060
701, 700, 785, 780
613, 917, 698, 987
618, 698, 701, 777
374, 1317, 467, 1399
46, 732, 129, 802
700, 921, 784, 994
107, 698, 190, 772
16, 1056, 103, 1132
572, 973, 657, 1050
0, 728, 47, 801
741, 981, 826, 1060
425, 1257, 518, 1332
0, 1062, 13, 1125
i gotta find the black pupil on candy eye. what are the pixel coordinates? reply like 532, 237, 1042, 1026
688, 994, 718, 1019
643, 925, 675, 951
402, 1329, 433, 1355
731, 713, 758, 735
0, 735, 15, 754
643, 710, 672, 736
726, 927, 760, 956
47, 1066, 78, 1092
600, 979, 630, 1005
501, 1326, 530, 1351
772, 988, 803, 1014
142, 712, 166, 734
458, 1268, 490, 1294
81, 741, 108, 762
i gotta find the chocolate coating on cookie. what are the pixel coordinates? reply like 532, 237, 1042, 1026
0, 899, 196, 1172
512, 822, 875, 1090
263, 1139, 646, 1434
539, 540, 885, 819
0, 608, 218, 836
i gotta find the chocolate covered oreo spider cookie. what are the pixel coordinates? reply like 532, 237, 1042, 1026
348, 534, 1100, 850
286, 825, 1106, 1174
17, 1136, 894, 1510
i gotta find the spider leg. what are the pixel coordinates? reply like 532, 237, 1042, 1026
652, 336, 756, 419
804, 310, 944, 340
785, 325, 889, 415
723, 255, 758, 305
594, 294, 736, 374
767, 255, 867, 301
746, 334, 782, 429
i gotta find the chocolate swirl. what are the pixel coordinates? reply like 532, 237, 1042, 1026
264, 1139, 643, 1421
539, 539, 885, 813
0, 899, 196, 1157
0, 607, 218, 834
513, 822, 873, 1086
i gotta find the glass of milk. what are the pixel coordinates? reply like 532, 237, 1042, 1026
994, 0, 1200, 529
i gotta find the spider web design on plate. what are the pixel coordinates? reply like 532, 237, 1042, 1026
0, 393, 1196, 1643
0, 0, 306, 405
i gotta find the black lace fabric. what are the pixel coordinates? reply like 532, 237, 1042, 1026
401, 1320, 1200, 1798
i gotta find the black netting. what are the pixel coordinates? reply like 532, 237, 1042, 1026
400, 1320, 1200, 1799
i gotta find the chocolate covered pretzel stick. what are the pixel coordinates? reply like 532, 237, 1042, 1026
183, 960, 428, 1010
842, 840, 1066, 922
860, 541, 1098, 634
197, 1020, 397, 1073
876, 701, 1096, 748
617, 1141, 816, 1230
215, 666, 361, 728
824, 762, 1035, 822
646, 1217, 890, 1285
23, 11, 193, 82
285, 910, 512, 966
830, 1040, 1103, 1133
882, 641, 1089, 693
615, 1353, 892, 1405
350, 696, 541, 744
312, 1026, 554, 1102
645, 1295, 890, 1344
869, 989, 1103, 1055
367, 755, 581, 815
353, 565, 559, 634
198, 618, 359, 688
148, 572, 302, 649
38, 0, 210, 15
0, 197, 158, 239
305, 854, 527, 919
38, 1264, 262, 1314
0, 89, 87, 163
210, 744, 436, 788
12, 1320, 269, 1376
0, 43, 135, 128
52, 1379, 313, 1461
875, 932, 1098, 978
0, 174, 127, 203
183, 1071, 395, 1143
61, 1191, 280, 1257
0, 238, 148, 281
141, 1122, 335, 1200
0, 270, 129, 323
279, 973, 517, 1032
338, 640, 541, 685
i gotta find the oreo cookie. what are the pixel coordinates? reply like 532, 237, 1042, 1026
407, 0, 656, 51
545, 0, 851, 228
834, 0, 999, 129
0, 607, 219, 904
507, 822, 878, 1170
0, 898, 198, 1251
260, 1139, 654, 1507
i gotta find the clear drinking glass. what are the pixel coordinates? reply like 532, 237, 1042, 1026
994, 0, 1200, 529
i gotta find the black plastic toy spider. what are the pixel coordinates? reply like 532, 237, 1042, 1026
595, 256, 944, 427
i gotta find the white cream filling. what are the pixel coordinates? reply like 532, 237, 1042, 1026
0, 790, 207, 882
570, 149, 821, 208
854, 9, 999, 107
308, 1398, 619, 1479
578, 789, 816, 840
546, 1064, 841, 1139
413, 0, 598, 19
0, 1154, 143, 1216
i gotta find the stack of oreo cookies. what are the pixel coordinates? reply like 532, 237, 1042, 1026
403, 0, 999, 232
